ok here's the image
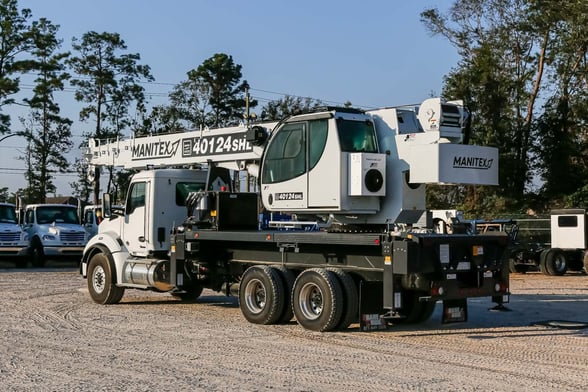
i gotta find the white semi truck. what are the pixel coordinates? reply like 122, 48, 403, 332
21, 203, 88, 267
81, 97, 510, 332
0, 202, 29, 267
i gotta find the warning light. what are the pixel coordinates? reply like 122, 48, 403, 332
374, 238, 380, 245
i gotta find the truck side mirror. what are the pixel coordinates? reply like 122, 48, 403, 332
102, 193, 112, 219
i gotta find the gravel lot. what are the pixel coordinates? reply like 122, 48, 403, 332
0, 260, 586, 391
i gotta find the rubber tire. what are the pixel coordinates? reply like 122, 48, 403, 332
87, 252, 125, 304
274, 266, 295, 323
326, 268, 358, 330
395, 291, 437, 324
543, 248, 568, 276
30, 240, 46, 268
292, 268, 344, 332
239, 266, 285, 325
583, 251, 588, 275
538, 249, 550, 275
171, 285, 204, 302
14, 258, 28, 269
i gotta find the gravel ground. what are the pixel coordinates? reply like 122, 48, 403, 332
0, 261, 586, 391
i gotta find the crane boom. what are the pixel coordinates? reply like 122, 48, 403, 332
84, 121, 278, 174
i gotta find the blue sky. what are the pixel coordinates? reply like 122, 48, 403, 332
3, 0, 458, 196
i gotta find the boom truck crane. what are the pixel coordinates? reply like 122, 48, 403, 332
81, 97, 510, 332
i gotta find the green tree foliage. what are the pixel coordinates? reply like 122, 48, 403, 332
260, 95, 323, 121
421, 0, 554, 214
67, 31, 153, 203
186, 53, 253, 128
20, 18, 71, 203
531, 0, 588, 205
0, 0, 34, 134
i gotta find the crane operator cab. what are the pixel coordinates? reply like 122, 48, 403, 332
259, 108, 386, 221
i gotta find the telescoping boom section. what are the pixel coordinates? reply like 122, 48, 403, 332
81, 97, 510, 332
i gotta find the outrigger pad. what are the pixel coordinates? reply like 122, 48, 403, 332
358, 280, 387, 331
442, 299, 468, 323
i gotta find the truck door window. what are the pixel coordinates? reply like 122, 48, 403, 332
84, 210, 94, 225
127, 182, 146, 214
557, 216, 577, 227
308, 119, 328, 170
262, 122, 306, 183
25, 209, 34, 224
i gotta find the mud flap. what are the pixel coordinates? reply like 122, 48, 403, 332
359, 281, 387, 331
442, 299, 468, 323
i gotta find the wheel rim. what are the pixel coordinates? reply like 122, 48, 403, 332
244, 278, 265, 314
92, 265, 106, 294
554, 254, 566, 272
298, 282, 323, 320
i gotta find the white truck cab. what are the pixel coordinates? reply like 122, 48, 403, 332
0, 202, 29, 267
22, 204, 88, 267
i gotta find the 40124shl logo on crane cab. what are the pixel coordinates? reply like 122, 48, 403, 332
182, 132, 253, 158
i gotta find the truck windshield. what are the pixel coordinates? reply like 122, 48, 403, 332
0, 205, 17, 223
337, 119, 378, 153
37, 206, 79, 224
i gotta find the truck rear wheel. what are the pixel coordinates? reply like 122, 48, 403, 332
541, 248, 568, 276
87, 252, 125, 304
239, 266, 285, 325
326, 268, 358, 330
274, 266, 295, 323
292, 268, 343, 332
584, 251, 588, 274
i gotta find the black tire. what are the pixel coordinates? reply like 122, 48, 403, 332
583, 251, 588, 275
87, 252, 125, 304
171, 285, 204, 302
14, 258, 28, 269
30, 240, 45, 268
396, 291, 436, 324
239, 266, 285, 325
543, 248, 568, 276
326, 268, 358, 330
538, 249, 550, 275
274, 266, 295, 323
292, 268, 344, 332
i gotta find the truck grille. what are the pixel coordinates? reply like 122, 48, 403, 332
60, 232, 85, 242
0, 232, 20, 242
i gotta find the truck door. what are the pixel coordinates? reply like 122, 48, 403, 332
261, 122, 307, 210
123, 181, 150, 256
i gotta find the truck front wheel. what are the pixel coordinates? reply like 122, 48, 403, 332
239, 266, 285, 325
31, 240, 45, 268
87, 252, 125, 304
292, 268, 343, 332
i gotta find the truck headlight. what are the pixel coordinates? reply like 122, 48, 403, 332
48, 227, 58, 235
42, 235, 56, 241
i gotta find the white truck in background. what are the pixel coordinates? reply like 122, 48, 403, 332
539, 209, 588, 275
21, 203, 88, 267
0, 202, 29, 267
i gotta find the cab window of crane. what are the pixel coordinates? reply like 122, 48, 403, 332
309, 119, 328, 170
337, 119, 378, 153
176, 182, 205, 206
127, 182, 146, 214
262, 122, 306, 183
